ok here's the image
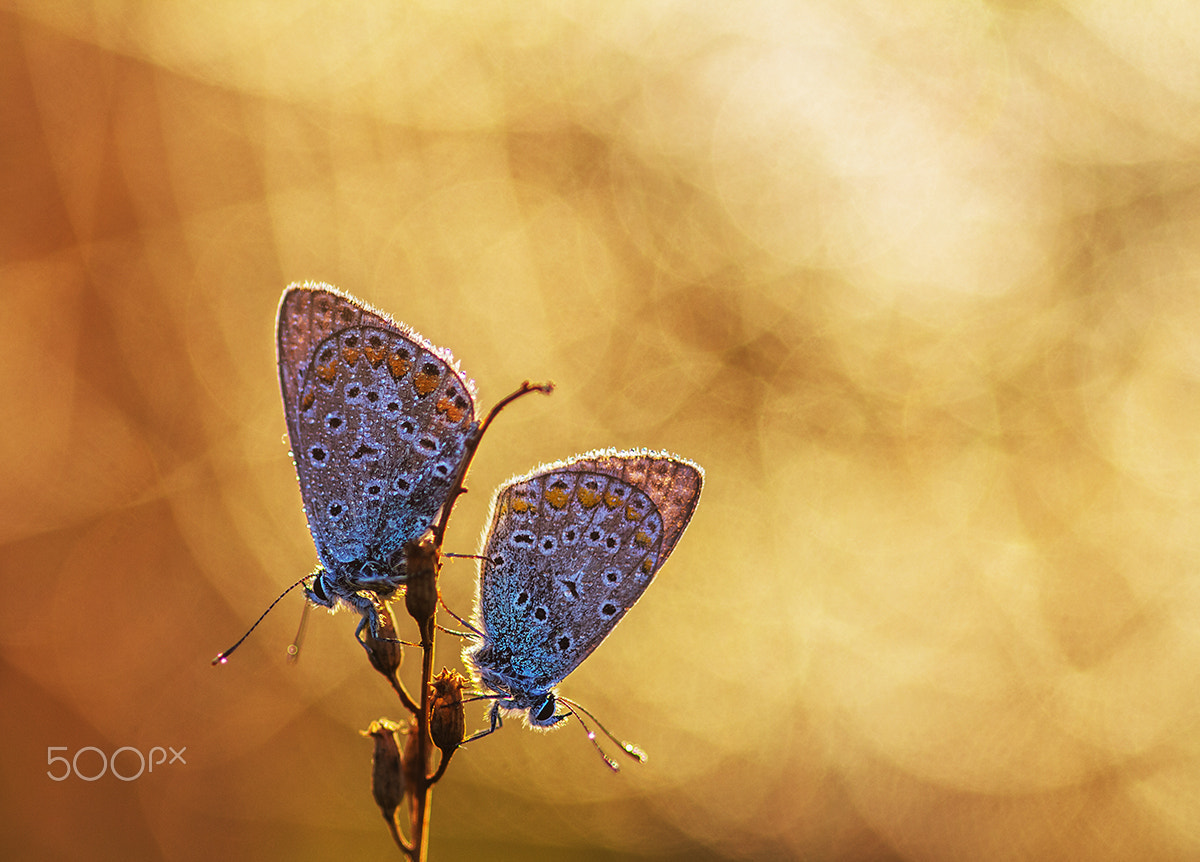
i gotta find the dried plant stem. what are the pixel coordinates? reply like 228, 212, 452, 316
388, 675, 420, 715
410, 630, 436, 858
427, 748, 452, 785
368, 382, 553, 860
386, 814, 411, 855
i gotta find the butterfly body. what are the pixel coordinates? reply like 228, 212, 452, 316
464, 450, 702, 732
277, 283, 479, 640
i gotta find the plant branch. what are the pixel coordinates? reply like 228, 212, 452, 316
369, 382, 553, 859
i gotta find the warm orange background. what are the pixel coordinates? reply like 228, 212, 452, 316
6, 4, 1200, 860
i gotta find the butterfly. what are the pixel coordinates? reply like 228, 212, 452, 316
462, 449, 703, 761
276, 282, 479, 644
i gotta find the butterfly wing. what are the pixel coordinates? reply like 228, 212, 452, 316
277, 283, 478, 568
473, 451, 703, 694
554, 450, 703, 564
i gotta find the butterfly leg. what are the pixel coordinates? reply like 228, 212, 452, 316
436, 594, 482, 638
343, 593, 383, 652
353, 612, 374, 652
462, 701, 505, 744
350, 594, 419, 653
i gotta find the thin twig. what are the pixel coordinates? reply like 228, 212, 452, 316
388, 674, 421, 715
428, 751, 452, 785
386, 813, 413, 856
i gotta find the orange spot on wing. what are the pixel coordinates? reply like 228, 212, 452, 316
436, 393, 467, 423
316, 361, 338, 383
388, 350, 411, 380
634, 530, 652, 549
414, 370, 439, 396
511, 498, 533, 514
576, 485, 602, 508
341, 346, 360, 366
544, 485, 570, 510
641, 556, 655, 574
364, 343, 386, 366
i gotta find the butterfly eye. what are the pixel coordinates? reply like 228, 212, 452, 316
309, 576, 330, 604
535, 695, 557, 723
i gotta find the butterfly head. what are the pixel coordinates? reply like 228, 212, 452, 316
527, 692, 561, 728
304, 571, 334, 609
483, 690, 565, 731
302, 569, 387, 645
466, 655, 565, 730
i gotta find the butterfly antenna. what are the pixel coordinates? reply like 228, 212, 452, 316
212, 574, 313, 665
286, 598, 312, 663
559, 697, 646, 772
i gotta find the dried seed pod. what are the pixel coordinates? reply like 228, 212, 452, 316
429, 668, 467, 760
404, 530, 440, 644
361, 718, 405, 822
363, 603, 404, 678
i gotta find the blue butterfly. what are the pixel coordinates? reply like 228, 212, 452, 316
463, 449, 702, 764
277, 283, 478, 644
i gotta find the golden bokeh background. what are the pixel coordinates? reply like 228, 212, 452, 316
6, 2, 1200, 859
